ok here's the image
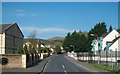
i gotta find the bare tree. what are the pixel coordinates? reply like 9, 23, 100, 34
29, 29, 37, 38
28, 29, 37, 54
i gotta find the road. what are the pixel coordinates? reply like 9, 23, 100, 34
2, 54, 111, 74
42, 54, 99, 73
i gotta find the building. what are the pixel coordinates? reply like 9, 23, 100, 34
109, 36, 120, 57
0, 23, 24, 54
91, 29, 120, 65
102, 29, 119, 51
23, 38, 41, 54
91, 29, 120, 56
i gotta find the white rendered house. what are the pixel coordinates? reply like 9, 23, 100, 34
102, 29, 120, 51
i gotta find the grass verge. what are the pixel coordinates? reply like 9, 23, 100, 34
88, 64, 120, 74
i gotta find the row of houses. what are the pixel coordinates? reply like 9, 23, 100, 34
91, 29, 120, 62
0, 23, 55, 55
0, 23, 54, 68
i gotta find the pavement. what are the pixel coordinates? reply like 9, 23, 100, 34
2, 56, 51, 74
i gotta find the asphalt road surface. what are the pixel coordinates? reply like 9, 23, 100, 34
42, 54, 101, 74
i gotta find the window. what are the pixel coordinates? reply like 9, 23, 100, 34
98, 43, 100, 46
13, 36, 15, 46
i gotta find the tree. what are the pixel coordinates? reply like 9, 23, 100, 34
29, 29, 37, 38
79, 34, 88, 52
63, 32, 71, 52
63, 31, 88, 52
28, 30, 37, 54
87, 22, 107, 52
63, 22, 107, 53
109, 25, 113, 32
90, 22, 107, 37
55, 45, 61, 54
117, 28, 120, 33
23, 45, 28, 54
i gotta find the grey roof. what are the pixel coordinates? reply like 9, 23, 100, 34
111, 36, 120, 44
109, 36, 120, 48
0, 24, 13, 33
0, 23, 24, 37
104, 36, 120, 51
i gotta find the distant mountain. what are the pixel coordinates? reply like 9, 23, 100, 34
40, 37, 65, 47
47, 37, 65, 41
40, 39, 51, 44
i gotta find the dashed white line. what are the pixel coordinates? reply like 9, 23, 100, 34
62, 65, 65, 69
64, 70, 67, 74
62, 65, 67, 74
64, 70, 66, 72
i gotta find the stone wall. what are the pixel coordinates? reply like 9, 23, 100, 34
1, 54, 26, 68
1, 53, 42, 68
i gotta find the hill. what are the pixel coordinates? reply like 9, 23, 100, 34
47, 37, 65, 41
40, 37, 65, 47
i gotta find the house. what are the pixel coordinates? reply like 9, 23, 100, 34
102, 29, 119, 51
108, 36, 120, 57
91, 29, 120, 56
0, 23, 24, 54
23, 38, 41, 54
41, 44, 45, 48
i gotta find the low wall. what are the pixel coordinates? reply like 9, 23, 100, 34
1, 54, 26, 68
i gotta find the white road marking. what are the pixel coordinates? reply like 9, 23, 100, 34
62, 65, 65, 69
62, 65, 67, 74
64, 70, 67, 74
43, 59, 50, 72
